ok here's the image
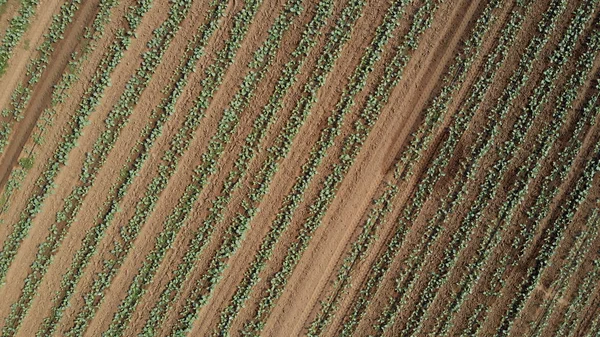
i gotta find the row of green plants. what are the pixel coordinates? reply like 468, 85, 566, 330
395, 1, 596, 334
555, 258, 600, 337
308, 0, 515, 332
492, 136, 600, 337
0, 0, 201, 335
238, 0, 439, 335
393, 0, 506, 181
466, 6, 600, 334
100, 0, 308, 335
336, 0, 504, 334
472, 31, 600, 337
0, 0, 38, 76
369, 2, 531, 335
305, 182, 398, 336
309, 0, 523, 325
586, 283, 600, 336
403, 5, 598, 335
530, 206, 599, 337
423, 1, 570, 334
443, 80, 598, 336
126, 1, 336, 336
0, 0, 84, 213
454, 84, 598, 334
0, 0, 154, 286
0, 0, 117, 217
35, 1, 230, 335
60, 1, 268, 336
4, 0, 118, 291
211, 0, 368, 333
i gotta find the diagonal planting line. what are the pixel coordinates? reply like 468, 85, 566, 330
210, 0, 368, 334
0, 0, 117, 217
62, 1, 268, 336
236, 0, 440, 335
0, 0, 202, 335
0, 0, 39, 77
336, 1, 505, 335
99, 0, 308, 336
0, 0, 155, 287
33, 1, 230, 336
134, 1, 336, 336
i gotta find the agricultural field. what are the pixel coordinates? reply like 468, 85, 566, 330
0, 0, 598, 335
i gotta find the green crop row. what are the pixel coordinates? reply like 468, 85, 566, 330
424, 1, 570, 334
393, 0, 504, 181
452, 83, 599, 336
0, 0, 202, 335
0, 0, 117, 217
530, 207, 599, 337
309, 0, 518, 332
481, 20, 599, 305
0, 0, 84, 212
0, 0, 38, 76
555, 258, 600, 337
100, 0, 307, 336
128, 2, 335, 337
238, 0, 438, 335
493, 138, 600, 336
337, 1, 503, 334
35, 2, 230, 335
212, 0, 367, 334
1, 0, 119, 328
401, 4, 598, 335
370, 2, 530, 335
587, 295, 600, 336
306, 182, 398, 337
60, 1, 267, 336
0, 0, 154, 287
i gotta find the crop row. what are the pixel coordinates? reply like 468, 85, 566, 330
399, 3, 599, 335
0, 0, 38, 76
2, 0, 119, 325
530, 206, 599, 337
305, 182, 398, 336
477, 42, 599, 336
336, 0, 504, 334
0, 0, 78, 152
446, 83, 599, 337
211, 0, 367, 334
590, 306, 600, 337
369, 2, 531, 335
493, 132, 600, 336
393, 0, 504, 181
0, 0, 202, 335
442, 84, 598, 332
311, 0, 517, 326
35, 1, 230, 335
217, 0, 409, 331
59, 1, 268, 336
237, 0, 441, 335
0, 0, 90, 214
0, 0, 154, 287
308, 0, 510, 331
423, 1, 569, 334
126, 2, 337, 337
0, 0, 117, 216
100, 0, 309, 336
465, 7, 599, 334
556, 258, 600, 337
